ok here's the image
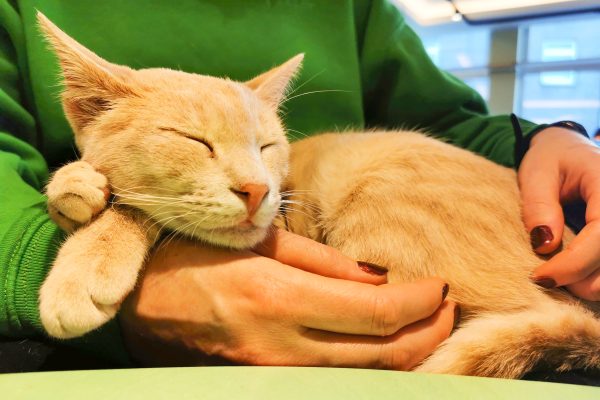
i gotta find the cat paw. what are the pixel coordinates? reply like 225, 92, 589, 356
39, 275, 122, 339
39, 260, 138, 339
39, 233, 145, 338
46, 161, 109, 233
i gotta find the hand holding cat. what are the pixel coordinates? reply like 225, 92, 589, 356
519, 127, 600, 300
120, 231, 457, 369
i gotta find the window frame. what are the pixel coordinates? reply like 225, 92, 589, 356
514, 13, 600, 134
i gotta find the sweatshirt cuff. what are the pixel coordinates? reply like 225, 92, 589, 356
0, 209, 60, 336
0, 207, 133, 366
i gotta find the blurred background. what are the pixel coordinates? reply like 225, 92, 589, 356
393, 0, 600, 139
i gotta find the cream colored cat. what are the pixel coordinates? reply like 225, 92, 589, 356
39, 13, 600, 378
38, 12, 297, 339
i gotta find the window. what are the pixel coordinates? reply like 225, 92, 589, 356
407, 11, 600, 138
516, 15, 600, 137
539, 41, 576, 86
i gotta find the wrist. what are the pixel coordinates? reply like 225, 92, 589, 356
530, 126, 590, 147
511, 114, 589, 168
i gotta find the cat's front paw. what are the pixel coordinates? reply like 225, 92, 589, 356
39, 270, 123, 339
39, 252, 141, 339
46, 161, 109, 233
39, 213, 148, 338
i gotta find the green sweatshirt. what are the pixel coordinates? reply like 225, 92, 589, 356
0, 0, 539, 364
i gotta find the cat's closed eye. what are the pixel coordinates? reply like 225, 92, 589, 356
260, 143, 276, 152
157, 126, 214, 155
185, 135, 214, 153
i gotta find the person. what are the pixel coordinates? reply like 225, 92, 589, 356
1, 0, 599, 372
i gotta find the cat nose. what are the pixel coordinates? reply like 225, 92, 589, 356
231, 183, 269, 218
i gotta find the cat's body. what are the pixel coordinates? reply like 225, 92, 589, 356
38, 13, 600, 378
282, 131, 600, 377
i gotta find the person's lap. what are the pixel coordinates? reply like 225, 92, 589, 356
1, 201, 596, 385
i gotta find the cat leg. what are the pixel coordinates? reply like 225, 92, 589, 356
46, 160, 109, 233
39, 207, 156, 338
414, 301, 600, 378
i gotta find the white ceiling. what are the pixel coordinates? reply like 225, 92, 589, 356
394, 0, 600, 25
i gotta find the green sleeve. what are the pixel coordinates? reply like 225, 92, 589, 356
0, 0, 54, 338
0, 2, 130, 366
355, 0, 539, 167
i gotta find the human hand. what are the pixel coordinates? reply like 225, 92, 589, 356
518, 127, 600, 300
120, 228, 457, 369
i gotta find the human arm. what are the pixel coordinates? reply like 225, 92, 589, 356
120, 228, 458, 369
354, 0, 537, 167
0, 0, 59, 337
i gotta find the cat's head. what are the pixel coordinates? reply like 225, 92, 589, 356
38, 12, 302, 249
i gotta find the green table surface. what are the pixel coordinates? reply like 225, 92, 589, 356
1, 367, 599, 399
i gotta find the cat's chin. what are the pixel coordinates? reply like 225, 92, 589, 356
191, 224, 269, 250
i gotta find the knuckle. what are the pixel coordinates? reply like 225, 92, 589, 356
314, 242, 344, 266
320, 245, 340, 261
378, 345, 411, 370
239, 274, 286, 315
560, 247, 593, 279
522, 199, 555, 208
371, 292, 401, 336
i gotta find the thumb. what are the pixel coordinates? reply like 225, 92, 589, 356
518, 153, 564, 254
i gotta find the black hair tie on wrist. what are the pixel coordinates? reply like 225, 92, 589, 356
510, 113, 589, 169
511, 113, 526, 168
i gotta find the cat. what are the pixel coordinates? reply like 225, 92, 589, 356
38, 12, 296, 339
38, 13, 600, 378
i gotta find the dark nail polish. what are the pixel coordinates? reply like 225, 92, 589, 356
534, 277, 557, 289
357, 261, 388, 276
530, 225, 553, 250
442, 283, 449, 301
453, 305, 461, 330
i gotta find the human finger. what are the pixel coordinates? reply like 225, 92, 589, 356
518, 152, 565, 254
289, 276, 449, 336
297, 301, 458, 370
531, 221, 600, 288
254, 227, 386, 285
566, 266, 600, 301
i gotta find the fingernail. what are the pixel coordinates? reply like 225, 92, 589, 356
357, 261, 388, 276
453, 305, 461, 330
533, 276, 557, 289
442, 283, 449, 301
530, 225, 553, 250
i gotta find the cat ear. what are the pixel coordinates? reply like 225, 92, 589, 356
36, 11, 137, 133
246, 53, 304, 108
